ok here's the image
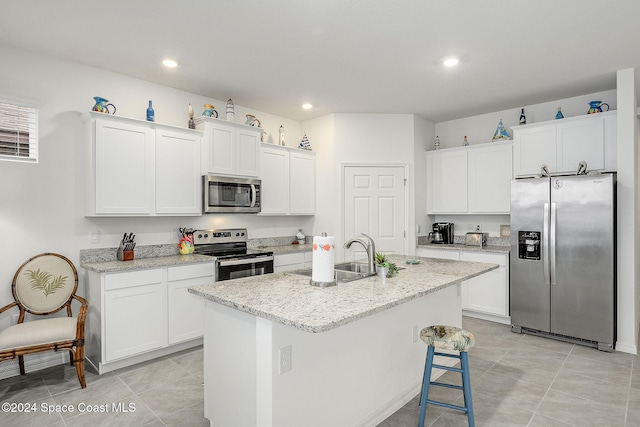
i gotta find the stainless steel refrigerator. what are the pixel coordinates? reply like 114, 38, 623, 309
510, 173, 616, 351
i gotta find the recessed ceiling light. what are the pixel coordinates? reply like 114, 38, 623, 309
302, 103, 313, 110
442, 57, 460, 67
162, 59, 178, 68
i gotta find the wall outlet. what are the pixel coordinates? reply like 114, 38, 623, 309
279, 345, 292, 374
89, 230, 100, 244
500, 225, 511, 238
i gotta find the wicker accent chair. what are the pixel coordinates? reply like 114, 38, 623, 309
0, 253, 88, 388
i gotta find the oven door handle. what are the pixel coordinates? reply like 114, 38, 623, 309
217, 255, 274, 267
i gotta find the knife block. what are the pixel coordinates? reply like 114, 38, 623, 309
117, 247, 134, 261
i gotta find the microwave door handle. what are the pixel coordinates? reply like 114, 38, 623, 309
542, 202, 550, 285
250, 184, 257, 208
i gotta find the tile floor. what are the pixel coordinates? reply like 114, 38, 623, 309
0, 316, 638, 426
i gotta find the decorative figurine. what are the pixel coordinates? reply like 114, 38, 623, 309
188, 103, 195, 129
492, 119, 510, 141
279, 125, 285, 146
226, 98, 235, 121
519, 108, 526, 125
463, 135, 469, 146
435, 135, 440, 150
587, 101, 609, 114
202, 104, 218, 118
299, 133, 311, 150
555, 107, 564, 119
146, 100, 154, 122
178, 227, 194, 255
92, 96, 116, 114
245, 114, 260, 126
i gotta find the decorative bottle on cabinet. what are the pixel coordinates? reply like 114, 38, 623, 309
555, 107, 564, 119
279, 125, 285, 146
463, 135, 469, 146
519, 108, 526, 125
226, 99, 235, 121
146, 100, 154, 122
435, 135, 440, 150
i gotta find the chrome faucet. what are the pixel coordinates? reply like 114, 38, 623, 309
344, 233, 376, 274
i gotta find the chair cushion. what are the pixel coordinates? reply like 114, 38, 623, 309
0, 317, 77, 352
420, 325, 475, 352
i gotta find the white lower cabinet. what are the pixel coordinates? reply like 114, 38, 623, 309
87, 261, 214, 373
104, 269, 166, 362
416, 248, 510, 324
273, 251, 312, 273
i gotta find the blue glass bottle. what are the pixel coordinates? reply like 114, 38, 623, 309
555, 107, 564, 119
147, 100, 155, 122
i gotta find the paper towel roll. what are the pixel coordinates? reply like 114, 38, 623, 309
312, 235, 335, 283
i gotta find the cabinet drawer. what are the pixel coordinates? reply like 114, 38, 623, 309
167, 262, 215, 282
105, 269, 164, 291
459, 251, 507, 266
416, 248, 460, 260
274, 252, 305, 267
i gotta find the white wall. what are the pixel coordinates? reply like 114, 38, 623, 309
434, 89, 617, 150
0, 44, 312, 338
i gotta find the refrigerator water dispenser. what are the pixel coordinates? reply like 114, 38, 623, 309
518, 231, 540, 260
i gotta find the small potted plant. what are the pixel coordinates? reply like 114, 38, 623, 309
375, 252, 398, 278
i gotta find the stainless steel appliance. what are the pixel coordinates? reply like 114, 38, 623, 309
203, 175, 261, 213
429, 222, 454, 244
510, 173, 616, 351
192, 228, 273, 281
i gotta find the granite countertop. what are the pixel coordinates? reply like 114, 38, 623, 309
188, 254, 498, 333
250, 243, 313, 255
81, 254, 215, 273
417, 242, 510, 254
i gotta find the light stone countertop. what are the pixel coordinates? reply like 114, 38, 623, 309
188, 254, 498, 333
81, 254, 215, 273
417, 243, 510, 254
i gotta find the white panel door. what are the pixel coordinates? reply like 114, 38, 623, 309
426, 150, 468, 213
513, 125, 557, 177
556, 116, 605, 172
260, 146, 290, 214
289, 151, 316, 214
235, 128, 260, 177
204, 124, 234, 175
468, 143, 512, 213
344, 166, 406, 261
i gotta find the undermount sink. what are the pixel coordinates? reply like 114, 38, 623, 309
289, 262, 375, 284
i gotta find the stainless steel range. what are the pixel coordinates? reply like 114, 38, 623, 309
192, 228, 274, 282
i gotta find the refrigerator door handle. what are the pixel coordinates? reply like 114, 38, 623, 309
550, 202, 557, 285
543, 202, 550, 285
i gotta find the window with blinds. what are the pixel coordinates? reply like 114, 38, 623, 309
0, 100, 38, 163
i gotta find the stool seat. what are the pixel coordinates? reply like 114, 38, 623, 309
420, 325, 475, 352
418, 325, 475, 427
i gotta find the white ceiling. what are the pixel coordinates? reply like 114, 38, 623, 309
2, 1, 640, 122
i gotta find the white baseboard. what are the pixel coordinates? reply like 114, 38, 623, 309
0, 351, 69, 380
463, 309, 511, 325
614, 341, 638, 355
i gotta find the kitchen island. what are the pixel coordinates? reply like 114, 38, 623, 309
188, 254, 497, 427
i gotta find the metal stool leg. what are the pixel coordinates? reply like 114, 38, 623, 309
460, 351, 475, 427
418, 346, 435, 427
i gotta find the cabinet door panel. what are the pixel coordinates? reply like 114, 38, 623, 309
427, 150, 467, 213
556, 117, 604, 172
459, 252, 508, 316
104, 282, 166, 361
156, 129, 201, 214
289, 152, 316, 214
469, 144, 512, 213
95, 121, 154, 214
513, 126, 556, 177
205, 125, 234, 175
235, 129, 260, 177
260, 147, 290, 214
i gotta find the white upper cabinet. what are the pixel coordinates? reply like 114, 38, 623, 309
468, 143, 512, 213
427, 141, 512, 214
155, 128, 202, 215
196, 116, 261, 177
426, 149, 468, 213
84, 112, 202, 216
513, 111, 616, 177
259, 144, 315, 216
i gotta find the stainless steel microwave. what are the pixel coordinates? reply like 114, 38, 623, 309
203, 175, 261, 213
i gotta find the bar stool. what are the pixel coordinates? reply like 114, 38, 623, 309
418, 325, 475, 427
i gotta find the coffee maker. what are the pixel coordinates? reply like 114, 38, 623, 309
429, 222, 454, 244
